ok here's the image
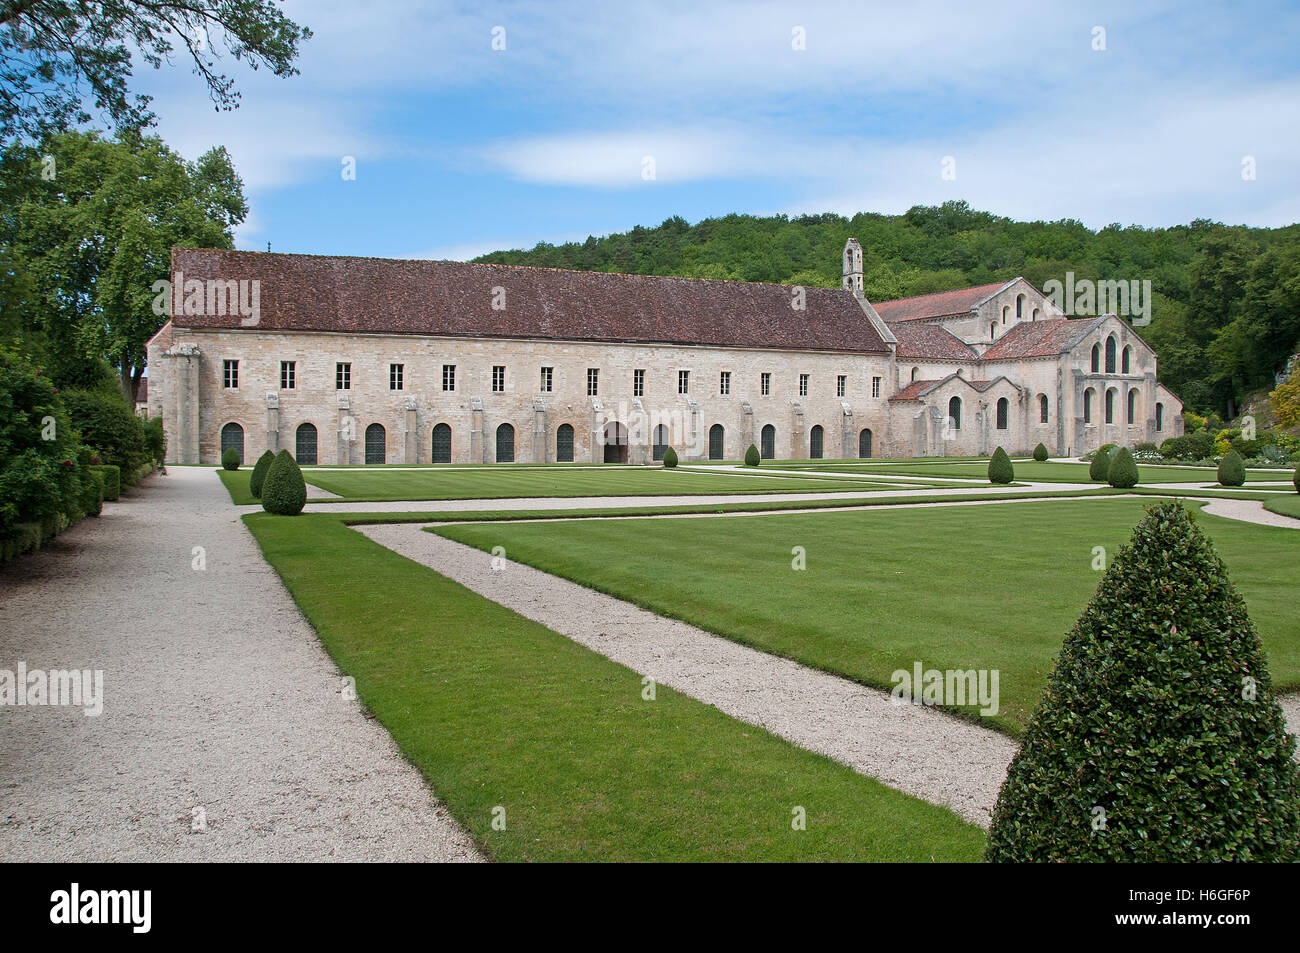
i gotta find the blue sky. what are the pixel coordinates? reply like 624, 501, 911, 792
134, 0, 1300, 260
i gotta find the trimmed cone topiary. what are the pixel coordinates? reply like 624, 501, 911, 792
986, 501, 1300, 861
1088, 447, 1113, 482
1107, 447, 1139, 488
221, 447, 241, 470
249, 450, 275, 498
744, 444, 760, 467
662, 446, 678, 469
261, 449, 307, 515
988, 446, 1014, 484
1033, 442, 1049, 462
1218, 450, 1246, 487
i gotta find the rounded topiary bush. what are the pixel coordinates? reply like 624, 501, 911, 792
249, 450, 275, 498
744, 444, 760, 467
662, 446, 678, 469
1088, 446, 1114, 482
988, 446, 1014, 484
1218, 450, 1246, 487
1033, 442, 1049, 462
221, 447, 241, 470
1107, 447, 1139, 488
985, 501, 1300, 862
260, 450, 307, 515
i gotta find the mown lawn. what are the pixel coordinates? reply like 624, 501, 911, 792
437, 498, 1300, 734
775, 460, 1238, 484
242, 512, 985, 862
1264, 494, 1300, 519
299, 466, 935, 500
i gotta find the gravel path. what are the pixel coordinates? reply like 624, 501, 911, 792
1199, 497, 1300, 529
0, 468, 481, 862
359, 522, 1019, 827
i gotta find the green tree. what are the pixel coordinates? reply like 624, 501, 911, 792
0, 0, 311, 140
1, 130, 246, 400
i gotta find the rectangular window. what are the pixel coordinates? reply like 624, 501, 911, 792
678, 370, 690, 395
587, 368, 599, 397
720, 371, 731, 396
760, 372, 771, 396
442, 364, 456, 391
633, 368, 645, 397
223, 359, 238, 389
336, 362, 350, 390
492, 365, 505, 393
837, 375, 847, 398
389, 363, 404, 391
799, 373, 809, 397
280, 361, 295, 390
872, 376, 881, 399
540, 366, 553, 392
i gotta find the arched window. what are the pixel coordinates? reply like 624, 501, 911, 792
652, 424, 669, 462
1032, 307, 1039, 321
220, 422, 244, 463
948, 396, 962, 431
1002, 305, 1009, 324
1016, 294, 1025, 319
432, 423, 452, 463
910, 366, 920, 382
295, 423, 318, 465
709, 423, 725, 460
760, 424, 775, 460
1091, 343, 1100, 373
495, 423, 515, 463
1127, 389, 1137, 425
996, 398, 1009, 430
1039, 394, 1049, 423
990, 324, 996, 340
1156, 402, 1164, 432
1084, 388, 1094, 424
555, 423, 574, 463
809, 424, 824, 459
1121, 346, 1132, 374
1105, 388, 1116, 424
365, 423, 386, 464
1105, 335, 1117, 374
858, 428, 873, 458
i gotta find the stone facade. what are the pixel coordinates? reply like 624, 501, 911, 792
147, 243, 1183, 465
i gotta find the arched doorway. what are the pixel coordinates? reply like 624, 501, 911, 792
809, 424, 824, 459
652, 424, 668, 462
556, 423, 574, 463
708, 424, 724, 460
603, 421, 628, 463
858, 428, 872, 458
431, 423, 452, 463
496, 423, 515, 463
365, 423, 386, 464
220, 422, 244, 463
760, 424, 775, 460
295, 423, 317, 465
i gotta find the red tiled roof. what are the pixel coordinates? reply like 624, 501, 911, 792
873, 282, 1007, 322
890, 322, 979, 361
167, 249, 890, 354
890, 379, 941, 401
981, 316, 1102, 360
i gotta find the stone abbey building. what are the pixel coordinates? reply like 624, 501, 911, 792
148, 241, 1183, 465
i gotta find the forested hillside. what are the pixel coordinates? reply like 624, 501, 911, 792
474, 202, 1300, 418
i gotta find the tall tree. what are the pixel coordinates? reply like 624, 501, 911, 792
0, 0, 311, 141
1, 129, 246, 399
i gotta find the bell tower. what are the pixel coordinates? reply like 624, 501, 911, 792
842, 238, 864, 294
